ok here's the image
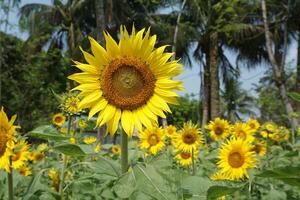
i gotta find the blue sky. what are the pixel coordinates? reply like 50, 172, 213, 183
1, 0, 298, 98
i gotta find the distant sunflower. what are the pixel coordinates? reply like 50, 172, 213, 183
164, 125, 177, 138
206, 118, 230, 141
246, 119, 260, 132
232, 122, 255, 143
49, 168, 59, 192
174, 150, 198, 166
28, 151, 44, 163
111, 144, 121, 155
83, 136, 97, 144
78, 119, 88, 129
69, 25, 184, 136
139, 127, 165, 155
52, 113, 65, 127
251, 140, 266, 156
18, 165, 32, 176
63, 95, 81, 115
173, 122, 203, 153
0, 107, 19, 172
217, 137, 256, 180
94, 143, 101, 153
11, 139, 30, 170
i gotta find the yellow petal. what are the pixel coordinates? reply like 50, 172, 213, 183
97, 104, 117, 127
79, 90, 103, 109
121, 110, 134, 136
107, 109, 121, 136
88, 36, 109, 66
68, 73, 99, 84
149, 94, 171, 113
72, 83, 100, 92
79, 46, 98, 67
88, 98, 108, 119
73, 61, 101, 74
104, 32, 120, 59
154, 88, 178, 97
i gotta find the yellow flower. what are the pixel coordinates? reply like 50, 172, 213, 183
28, 151, 45, 163
174, 150, 198, 166
111, 144, 121, 155
11, 139, 31, 170
246, 119, 260, 132
94, 143, 101, 153
264, 122, 276, 132
63, 95, 81, 114
251, 140, 266, 156
232, 122, 255, 143
260, 130, 269, 138
269, 126, 290, 142
70, 137, 76, 144
0, 107, 19, 172
49, 168, 59, 192
217, 137, 256, 180
59, 128, 68, 134
206, 118, 231, 141
172, 122, 203, 153
18, 165, 32, 176
83, 136, 97, 144
164, 125, 177, 138
78, 119, 88, 129
68, 25, 184, 137
52, 113, 65, 127
139, 127, 165, 155
210, 171, 231, 181
37, 143, 48, 151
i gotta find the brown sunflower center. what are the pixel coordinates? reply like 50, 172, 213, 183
237, 130, 246, 140
11, 151, 21, 162
249, 123, 255, 129
251, 144, 262, 154
101, 57, 155, 110
0, 129, 8, 157
228, 152, 244, 168
214, 126, 224, 135
182, 132, 196, 144
55, 117, 63, 123
148, 134, 159, 146
180, 152, 191, 159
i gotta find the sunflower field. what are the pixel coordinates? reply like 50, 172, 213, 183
1, 0, 300, 200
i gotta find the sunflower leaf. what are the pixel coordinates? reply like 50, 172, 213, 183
53, 144, 86, 156
28, 125, 68, 141
207, 185, 244, 200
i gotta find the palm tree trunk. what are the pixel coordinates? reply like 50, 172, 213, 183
95, 0, 106, 45
209, 31, 220, 119
295, 25, 300, 111
202, 51, 211, 128
261, 0, 298, 142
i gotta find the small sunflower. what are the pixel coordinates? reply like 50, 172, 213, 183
78, 119, 88, 129
251, 140, 266, 156
232, 122, 255, 143
94, 143, 101, 153
69, 25, 184, 136
0, 107, 19, 172
164, 125, 177, 138
173, 122, 203, 153
49, 168, 59, 192
37, 143, 48, 151
63, 95, 81, 115
246, 119, 260, 132
139, 127, 165, 155
83, 136, 97, 144
174, 150, 198, 166
18, 165, 32, 176
217, 137, 256, 180
28, 151, 44, 163
206, 118, 230, 141
11, 139, 31, 170
52, 113, 66, 127
70, 137, 76, 144
111, 144, 121, 155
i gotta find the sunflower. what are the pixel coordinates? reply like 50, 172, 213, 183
206, 118, 230, 141
164, 125, 177, 138
18, 165, 32, 176
28, 151, 44, 163
172, 122, 203, 153
232, 122, 255, 143
70, 137, 76, 144
94, 143, 101, 153
174, 150, 198, 166
83, 136, 97, 144
63, 95, 81, 114
49, 168, 60, 192
0, 107, 19, 172
37, 143, 48, 151
69, 25, 184, 136
217, 137, 256, 180
52, 113, 66, 127
246, 119, 260, 132
265, 122, 276, 132
78, 119, 88, 129
111, 144, 121, 155
139, 126, 165, 155
11, 139, 31, 169
251, 140, 266, 156
210, 171, 231, 181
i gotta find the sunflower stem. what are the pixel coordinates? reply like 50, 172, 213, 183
192, 148, 195, 175
121, 128, 128, 174
7, 167, 13, 200
59, 114, 72, 200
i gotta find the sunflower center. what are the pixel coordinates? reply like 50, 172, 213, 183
11, 152, 21, 162
182, 132, 196, 144
148, 134, 159, 146
214, 126, 223, 135
55, 117, 63, 123
0, 130, 8, 157
228, 152, 244, 168
249, 123, 255, 129
237, 130, 246, 140
180, 152, 191, 159
101, 57, 155, 110
252, 144, 262, 154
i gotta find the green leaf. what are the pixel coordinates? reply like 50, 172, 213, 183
207, 185, 243, 200
113, 172, 136, 198
182, 176, 212, 198
90, 156, 120, 178
288, 92, 300, 102
28, 125, 68, 141
23, 169, 49, 200
53, 144, 86, 156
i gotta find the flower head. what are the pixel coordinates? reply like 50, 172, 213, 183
111, 144, 121, 155
246, 119, 260, 132
232, 122, 255, 143
174, 150, 198, 166
83, 136, 97, 144
139, 127, 165, 155
206, 118, 231, 141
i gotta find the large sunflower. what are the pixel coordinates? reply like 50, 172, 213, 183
173, 122, 203, 153
217, 137, 256, 180
206, 118, 230, 141
0, 107, 19, 172
69, 26, 184, 136
139, 126, 165, 155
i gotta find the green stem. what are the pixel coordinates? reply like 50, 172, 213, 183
59, 115, 72, 200
7, 168, 13, 200
192, 148, 195, 175
121, 128, 128, 174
